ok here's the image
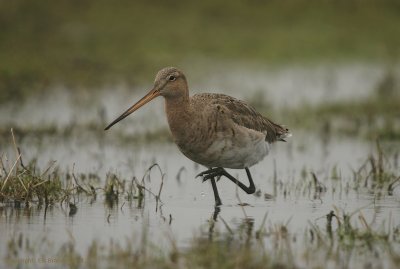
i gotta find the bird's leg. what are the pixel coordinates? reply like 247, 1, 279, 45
223, 167, 256, 194
196, 168, 222, 206
210, 177, 222, 206
197, 167, 256, 194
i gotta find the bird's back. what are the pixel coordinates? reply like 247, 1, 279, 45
191, 93, 290, 143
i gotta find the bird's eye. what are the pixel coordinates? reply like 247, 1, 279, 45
168, 75, 176, 81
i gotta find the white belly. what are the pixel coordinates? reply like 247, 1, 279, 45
206, 137, 269, 169
185, 128, 269, 169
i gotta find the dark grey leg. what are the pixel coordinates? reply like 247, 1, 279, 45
197, 167, 256, 194
210, 177, 222, 206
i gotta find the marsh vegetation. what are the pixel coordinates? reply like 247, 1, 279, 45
1, 1, 400, 268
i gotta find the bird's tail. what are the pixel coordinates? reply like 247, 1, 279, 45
265, 119, 291, 143
277, 128, 292, 142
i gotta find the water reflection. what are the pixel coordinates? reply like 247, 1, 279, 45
1, 122, 399, 265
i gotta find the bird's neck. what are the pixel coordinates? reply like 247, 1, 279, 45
164, 94, 192, 139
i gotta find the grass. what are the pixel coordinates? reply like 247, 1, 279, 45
275, 70, 400, 140
0, 70, 398, 215
2, 74, 398, 144
275, 140, 399, 205
1, 0, 400, 102
3, 206, 400, 269
2, 68, 397, 153
0, 130, 168, 211
285, 95, 400, 139
0, 130, 63, 207
1, 130, 399, 268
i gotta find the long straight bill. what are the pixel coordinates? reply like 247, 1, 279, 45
104, 88, 160, 130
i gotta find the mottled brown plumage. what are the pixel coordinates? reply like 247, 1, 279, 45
105, 67, 291, 206
192, 93, 289, 143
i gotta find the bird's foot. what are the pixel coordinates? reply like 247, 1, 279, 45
196, 167, 225, 182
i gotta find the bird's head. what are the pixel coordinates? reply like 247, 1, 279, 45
104, 67, 188, 130
154, 67, 188, 98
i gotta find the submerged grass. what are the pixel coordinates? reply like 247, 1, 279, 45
1, 133, 399, 268
3, 206, 400, 269
0, 130, 164, 210
1, 105, 400, 269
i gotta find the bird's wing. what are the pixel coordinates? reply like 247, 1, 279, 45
192, 93, 290, 143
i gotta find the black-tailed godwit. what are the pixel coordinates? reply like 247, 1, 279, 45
105, 67, 291, 206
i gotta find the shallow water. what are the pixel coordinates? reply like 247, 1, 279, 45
1, 63, 399, 268
1, 130, 399, 256
0, 63, 395, 130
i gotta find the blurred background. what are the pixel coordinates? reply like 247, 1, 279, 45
0, 0, 399, 143
1, 0, 399, 102
1, 0, 399, 143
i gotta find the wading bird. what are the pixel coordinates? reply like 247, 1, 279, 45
105, 67, 290, 206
